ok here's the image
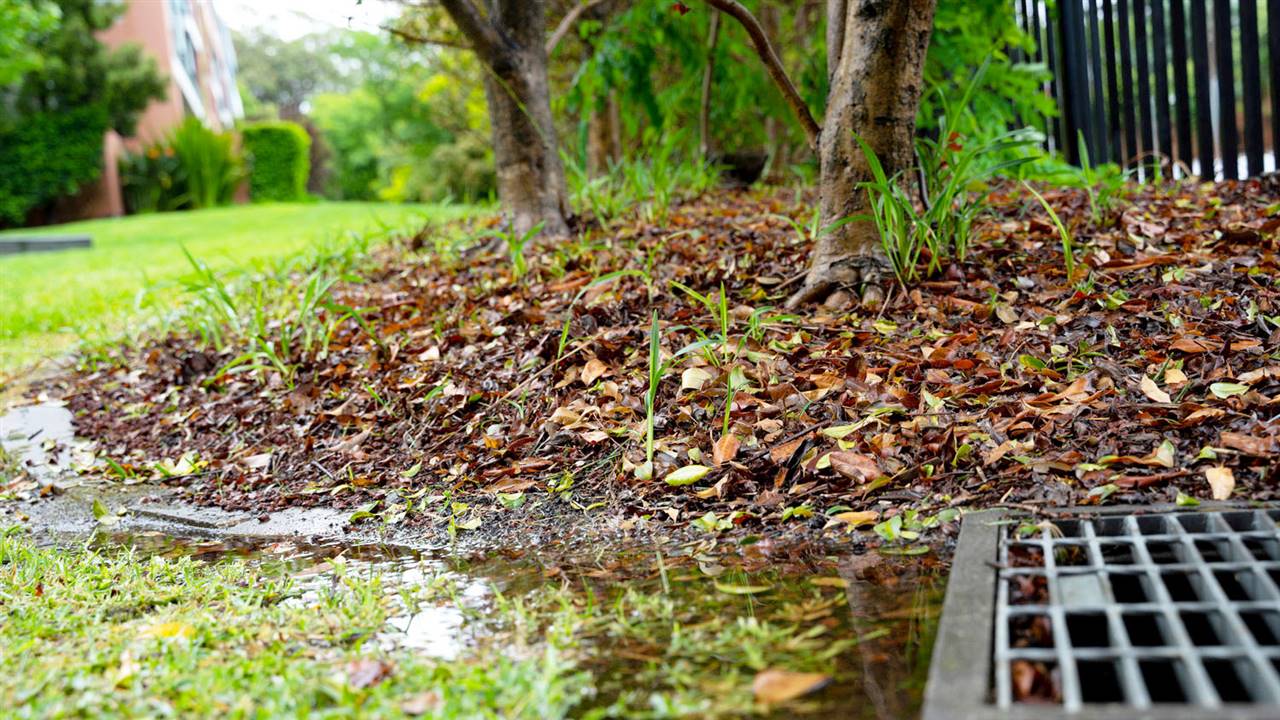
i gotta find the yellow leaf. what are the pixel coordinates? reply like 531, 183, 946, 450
141, 621, 195, 641
664, 465, 711, 486
1140, 375, 1171, 404
752, 668, 831, 704
1205, 466, 1235, 500
832, 510, 879, 527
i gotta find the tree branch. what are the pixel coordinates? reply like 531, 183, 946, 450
701, 0, 821, 149
546, 0, 607, 55
826, 0, 847, 83
384, 25, 471, 51
438, 0, 510, 69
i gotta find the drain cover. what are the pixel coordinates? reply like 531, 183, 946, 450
925, 507, 1280, 719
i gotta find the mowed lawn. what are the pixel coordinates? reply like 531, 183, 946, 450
0, 202, 477, 375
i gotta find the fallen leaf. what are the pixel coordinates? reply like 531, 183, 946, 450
345, 659, 393, 689
713, 434, 740, 465
681, 366, 715, 392
829, 451, 881, 482
580, 429, 609, 443
1219, 432, 1278, 456
1205, 466, 1235, 500
1140, 375, 1171, 404
752, 668, 830, 704
581, 358, 608, 385
665, 464, 711, 486
714, 580, 772, 595
1209, 382, 1249, 399
831, 510, 878, 527
401, 692, 441, 716
1164, 367, 1187, 385
141, 621, 195, 641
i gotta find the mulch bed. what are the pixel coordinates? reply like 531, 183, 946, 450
39, 178, 1280, 532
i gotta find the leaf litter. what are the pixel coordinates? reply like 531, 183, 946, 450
28, 177, 1280, 545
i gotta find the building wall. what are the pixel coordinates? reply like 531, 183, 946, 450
64, 0, 243, 222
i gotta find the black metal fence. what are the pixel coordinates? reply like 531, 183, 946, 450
1017, 0, 1278, 180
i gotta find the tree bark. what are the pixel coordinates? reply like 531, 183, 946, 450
788, 0, 936, 307
440, 0, 569, 236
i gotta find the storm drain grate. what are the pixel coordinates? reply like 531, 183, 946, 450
926, 507, 1280, 720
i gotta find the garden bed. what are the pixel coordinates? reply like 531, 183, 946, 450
23, 178, 1280, 544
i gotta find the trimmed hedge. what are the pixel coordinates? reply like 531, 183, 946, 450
241, 121, 311, 202
0, 105, 109, 225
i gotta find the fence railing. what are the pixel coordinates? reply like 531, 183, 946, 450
1016, 0, 1278, 180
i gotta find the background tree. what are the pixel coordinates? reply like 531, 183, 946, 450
701, 0, 936, 306
232, 30, 343, 120
399, 0, 570, 235
0, 0, 59, 86
309, 31, 493, 202
0, 0, 165, 225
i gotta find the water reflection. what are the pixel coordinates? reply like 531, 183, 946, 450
83, 530, 947, 718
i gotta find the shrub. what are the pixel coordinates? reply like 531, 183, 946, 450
241, 121, 311, 202
169, 117, 243, 209
120, 142, 188, 214
0, 104, 109, 225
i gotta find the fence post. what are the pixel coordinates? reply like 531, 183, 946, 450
1190, 0, 1215, 179
1239, 0, 1264, 176
1150, 0, 1173, 171
1213, 0, 1239, 179
1118, 0, 1139, 167
1170, 0, 1194, 174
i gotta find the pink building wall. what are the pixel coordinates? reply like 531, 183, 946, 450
60, 0, 243, 222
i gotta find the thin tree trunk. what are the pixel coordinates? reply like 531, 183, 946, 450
789, 0, 936, 307
607, 90, 621, 164
440, 0, 569, 236
699, 12, 721, 160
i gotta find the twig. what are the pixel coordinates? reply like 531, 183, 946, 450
546, 0, 608, 55
700, 0, 821, 150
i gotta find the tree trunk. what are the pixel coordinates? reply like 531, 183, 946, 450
440, 0, 569, 236
788, 0, 936, 307
485, 0, 569, 236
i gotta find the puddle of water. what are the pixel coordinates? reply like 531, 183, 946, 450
0, 402, 84, 482
81, 530, 947, 717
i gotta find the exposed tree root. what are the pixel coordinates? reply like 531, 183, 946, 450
785, 254, 888, 309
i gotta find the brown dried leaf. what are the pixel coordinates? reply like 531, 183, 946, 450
713, 434, 740, 465
1219, 431, 1278, 456
345, 658, 393, 689
581, 358, 608, 386
829, 451, 881, 483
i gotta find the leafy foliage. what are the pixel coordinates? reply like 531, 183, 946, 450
119, 142, 188, 214
0, 104, 107, 225
0, 0, 164, 223
0, 0, 58, 85
242, 121, 312, 202
0, 0, 164, 136
308, 33, 493, 203
169, 118, 243, 209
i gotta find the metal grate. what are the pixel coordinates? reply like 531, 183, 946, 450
995, 509, 1280, 711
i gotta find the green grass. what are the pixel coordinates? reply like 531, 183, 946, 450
0, 202, 477, 374
0, 529, 903, 718
0, 529, 590, 719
